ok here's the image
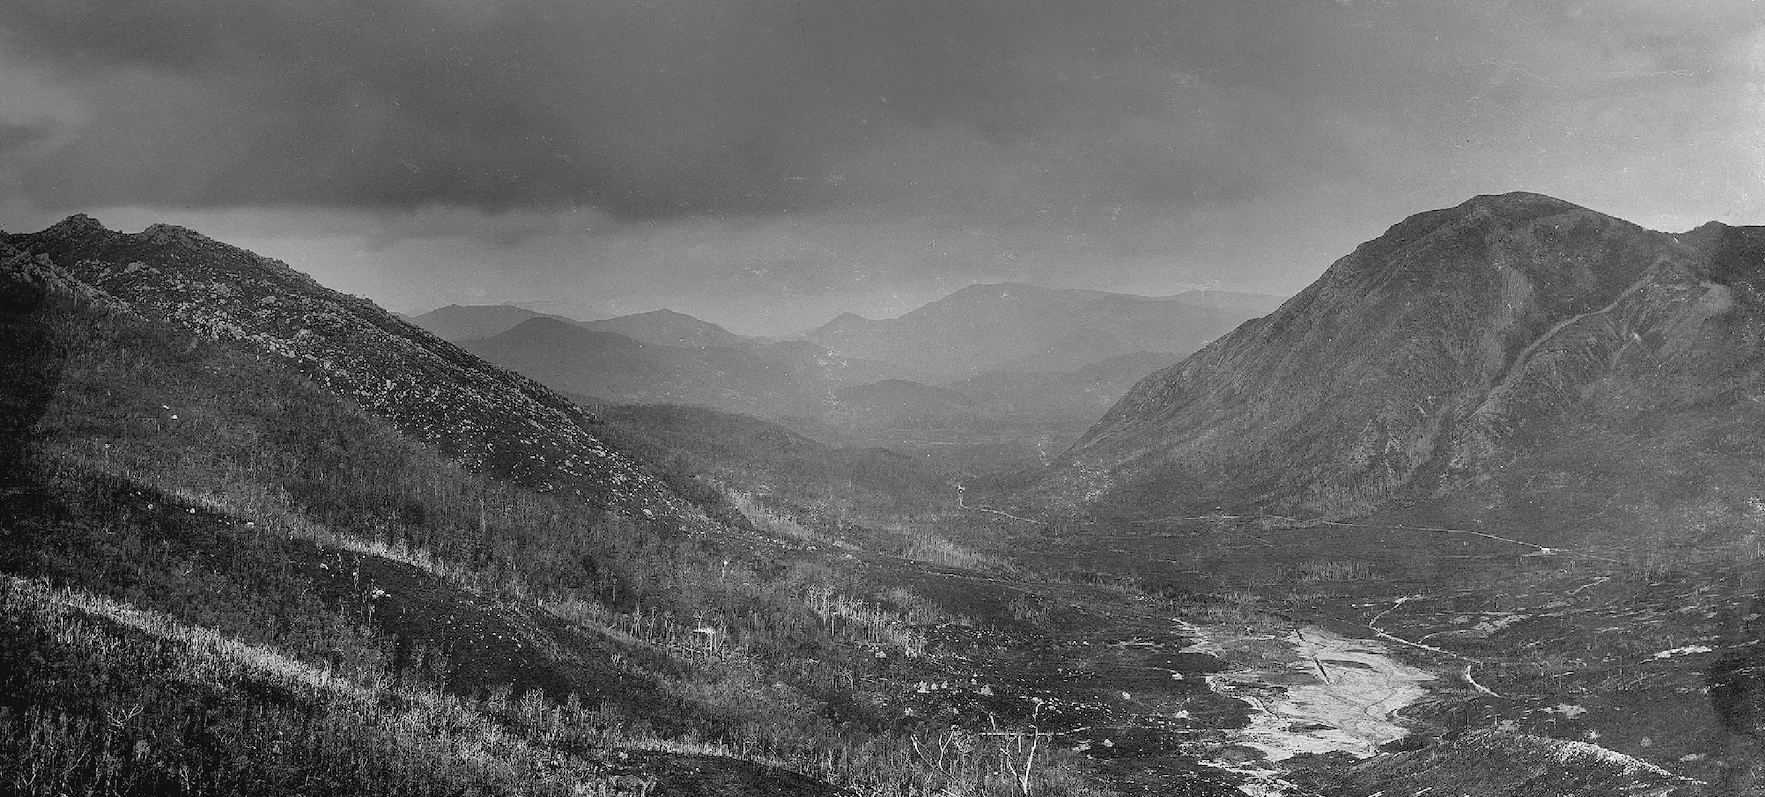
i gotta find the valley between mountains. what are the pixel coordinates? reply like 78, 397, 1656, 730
5, 192, 1763, 796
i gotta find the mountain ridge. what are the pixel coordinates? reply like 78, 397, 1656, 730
408, 303, 578, 341
578, 308, 754, 349
1, 215, 712, 529
1033, 192, 1763, 523
803, 282, 1282, 381
462, 315, 913, 419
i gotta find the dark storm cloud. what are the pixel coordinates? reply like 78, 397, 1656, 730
0, 0, 1579, 221
2, 0, 1121, 218
2, 0, 825, 216
4, 0, 1760, 336
0, 122, 50, 154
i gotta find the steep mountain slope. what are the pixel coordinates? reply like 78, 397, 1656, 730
0, 220, 1116, 797
0, 251, 835, 795
996, 193, 1765, 794
580, 308, 754, 348
2, 216, 702, 525
1038, 192, 1765, 525
407, 302, 576, 340
804, 283, 1278, 381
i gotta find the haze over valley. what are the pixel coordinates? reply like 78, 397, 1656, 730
5, 3, 1764, 796
406, 284, 1280, 467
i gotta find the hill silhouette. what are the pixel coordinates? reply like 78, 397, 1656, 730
580, 308, 755, 348
803, 282, 1279, 381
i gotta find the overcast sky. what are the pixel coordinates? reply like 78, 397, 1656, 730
2, 1, 1761, 334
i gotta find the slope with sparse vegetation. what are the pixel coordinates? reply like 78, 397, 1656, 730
0, 227, 1116, 797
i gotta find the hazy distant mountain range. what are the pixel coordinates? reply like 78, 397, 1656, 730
802, 283, 1282, 380
405, 303, 579, 341
416, 284, 1282, 453
579, 308, 756, 349
459, 317, 907, 418
412, 304, 757, 349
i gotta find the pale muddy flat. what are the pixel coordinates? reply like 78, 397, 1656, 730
1177, 622, 1436, 791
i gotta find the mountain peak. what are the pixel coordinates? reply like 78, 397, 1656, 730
35, 215, 228, 252
1039, 194, 1731, 518
1673, 220, 1731, 254
46, 213, 112, 236
140, 223, 216, 247
579, 307, 749, 348
619, 308, 699, 323
409, 304, 573, 341
1455, 191, 1588, 219
819, 312, 873, 329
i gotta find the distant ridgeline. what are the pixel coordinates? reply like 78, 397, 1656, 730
410, 281, 1282, 453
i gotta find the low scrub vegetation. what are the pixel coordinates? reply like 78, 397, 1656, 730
2, 270, 1109, 795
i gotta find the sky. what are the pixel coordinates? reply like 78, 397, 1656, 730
2, 1, 1762, 335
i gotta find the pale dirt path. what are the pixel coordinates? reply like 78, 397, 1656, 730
953, 481, 1044, 524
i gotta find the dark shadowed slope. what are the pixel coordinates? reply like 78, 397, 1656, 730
1035, 192, 1765, 525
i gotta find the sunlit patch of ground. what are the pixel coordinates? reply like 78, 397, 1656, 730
1178, 623, 1435, 792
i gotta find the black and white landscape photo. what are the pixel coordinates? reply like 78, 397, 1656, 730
5, 2, 1765, 795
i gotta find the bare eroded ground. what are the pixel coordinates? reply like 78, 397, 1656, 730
1179, 623, 1436, 793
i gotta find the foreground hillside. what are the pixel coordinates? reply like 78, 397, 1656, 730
5, 215, 701, 520
0, 221, 1118, 796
